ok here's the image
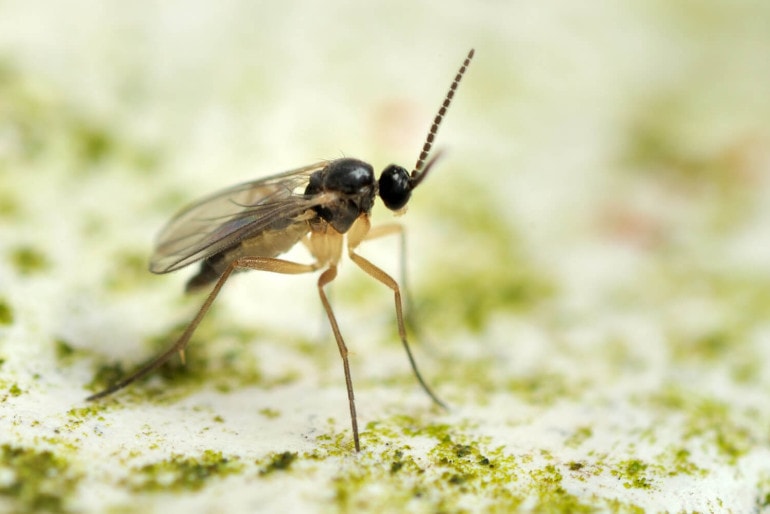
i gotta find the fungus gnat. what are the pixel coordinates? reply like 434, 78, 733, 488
88, 49, 475, 452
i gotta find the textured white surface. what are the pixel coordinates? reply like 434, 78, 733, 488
2, 1, 770, 512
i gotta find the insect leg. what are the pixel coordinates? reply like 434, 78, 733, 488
316, 265, 361, 452
363, 223, 411, 313
347, 249, 447, 411
87, 256, 318, 401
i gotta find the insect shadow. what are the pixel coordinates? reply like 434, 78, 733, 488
88, 49, 475, 452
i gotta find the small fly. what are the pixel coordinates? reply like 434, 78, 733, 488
88, 49, 475, 452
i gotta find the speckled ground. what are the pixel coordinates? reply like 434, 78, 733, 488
1, 1, 770, 513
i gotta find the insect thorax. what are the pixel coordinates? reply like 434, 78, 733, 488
305, 158, 376, 234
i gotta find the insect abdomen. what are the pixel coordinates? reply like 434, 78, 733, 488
185, 219, 312, 293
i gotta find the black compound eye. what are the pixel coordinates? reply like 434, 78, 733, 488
378, 165, 412, 211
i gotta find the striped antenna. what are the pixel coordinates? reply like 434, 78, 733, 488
410, 48, 475, 185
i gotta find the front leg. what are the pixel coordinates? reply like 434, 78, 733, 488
346, 216, 447, 410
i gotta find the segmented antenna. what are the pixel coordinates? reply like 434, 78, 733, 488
411, 48, 475, 181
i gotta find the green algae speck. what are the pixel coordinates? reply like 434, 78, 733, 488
0, 298, 13, 325
10, 245, 49, 275
259, 451, 297, 475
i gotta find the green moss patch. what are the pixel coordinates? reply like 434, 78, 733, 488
304, 417, 651, 513
123, 450, 242, 493
0, 444, 82, 513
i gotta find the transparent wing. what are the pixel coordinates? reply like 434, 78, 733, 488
150, 161, 330, 274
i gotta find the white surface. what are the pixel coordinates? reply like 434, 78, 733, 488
1, 1, 770, 512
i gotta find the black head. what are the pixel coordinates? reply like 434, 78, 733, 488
378, 165, 411, 210
305, 158, 376, 233
377, 49, 474, 213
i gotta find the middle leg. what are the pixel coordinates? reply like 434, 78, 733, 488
317, 265, 361, 452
